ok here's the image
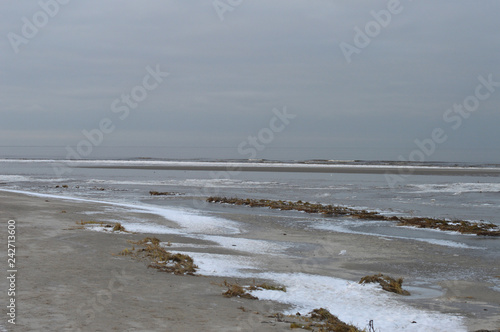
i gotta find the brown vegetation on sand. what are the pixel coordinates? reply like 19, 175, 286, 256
359, 274, 410, 296
288, 308, 363, 331
121, 237, 197, 275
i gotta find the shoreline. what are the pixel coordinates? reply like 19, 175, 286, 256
74, 163, 500, 176
1, 190, 499, 331
0, 190, 292, 331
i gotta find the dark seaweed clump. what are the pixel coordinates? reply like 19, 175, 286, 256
149, 191, 182, 196
207, 196, 500, 236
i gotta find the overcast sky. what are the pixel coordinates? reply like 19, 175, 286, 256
1, 1, 499, 161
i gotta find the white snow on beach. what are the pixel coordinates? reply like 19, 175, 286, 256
184, 250, 466, 332
126, 204, 243, 235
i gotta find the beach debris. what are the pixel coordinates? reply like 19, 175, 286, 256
206, 196, 372, 217
207, 196, 500, 236
112, 222, 125, 232
75, 220, 130, 233
222, 280, 258, 300
149, 191, 184, 196
130, 237, 161, 246
248, 281, 287, 293
274, 313, 285, 322
74, 220, 108, 228
125, 237, 197, 275
288, 308, 363, 331
119, 248, 134, 256
359, 274, 410, 296
395, 217, 500, 236
78, 220, 107, 226
220, 280, 286, 300
290, 322, 310, 329
367, 320, 376, 332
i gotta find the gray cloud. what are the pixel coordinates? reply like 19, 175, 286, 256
1, 0, 499, 161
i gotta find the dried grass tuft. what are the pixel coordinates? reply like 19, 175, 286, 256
112, 222, 125, 232
222, 280, 257, 300
287, 308, 363, 331
359, 274, 410, 296
134, 237, 197, 275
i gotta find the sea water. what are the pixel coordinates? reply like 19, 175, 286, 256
1, 157, 499, 331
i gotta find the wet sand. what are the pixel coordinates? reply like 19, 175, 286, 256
1, 191, 499, 331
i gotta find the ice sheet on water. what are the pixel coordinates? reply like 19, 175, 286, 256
311, 222, 486, 249
87, 177, 284, 189
408, 182, 500, 194
0, 175, 31, 182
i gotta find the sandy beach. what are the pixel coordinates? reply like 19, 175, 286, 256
1, 190, 499, 331
0, 191, 293, 331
